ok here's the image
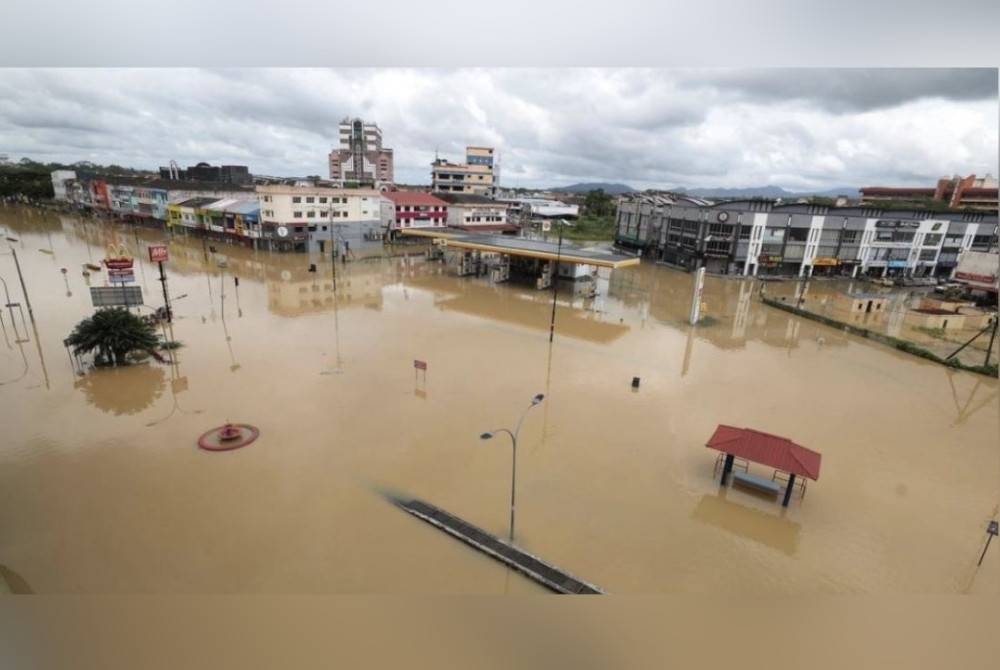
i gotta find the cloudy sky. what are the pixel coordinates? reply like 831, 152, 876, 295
0, 68, 996, 191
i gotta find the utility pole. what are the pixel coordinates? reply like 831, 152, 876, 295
158, 260, 172, 322
10, 247, 33, 322
548, 219, 564, 343
985, 316, 998, 368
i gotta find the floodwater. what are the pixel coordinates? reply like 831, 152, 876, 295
763, 279, 999, 367
0, 205, 997, 594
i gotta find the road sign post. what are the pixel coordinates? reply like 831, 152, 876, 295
979, 520, 999, 567
149, 245, 171, 322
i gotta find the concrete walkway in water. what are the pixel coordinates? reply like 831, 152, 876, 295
385, 494, 604, 594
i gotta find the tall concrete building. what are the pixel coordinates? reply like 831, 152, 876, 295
431, 146, 497, 196
328, 117, 394, 189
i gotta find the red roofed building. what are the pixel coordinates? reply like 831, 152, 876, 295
381, 190, 449, 234
861, 174, 998, 212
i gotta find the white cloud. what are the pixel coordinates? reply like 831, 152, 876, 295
0, 68, 995, 190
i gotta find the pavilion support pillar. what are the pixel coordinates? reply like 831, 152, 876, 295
782, 473, 796, 507
720, 454, 735, 486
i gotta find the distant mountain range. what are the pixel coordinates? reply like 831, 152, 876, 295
679, 185, 860, 199
549, 182, 859, 199
552, 182, 636, 195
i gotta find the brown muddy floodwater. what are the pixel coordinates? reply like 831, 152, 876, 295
0, 205, 997, 594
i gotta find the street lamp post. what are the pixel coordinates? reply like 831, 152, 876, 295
480, 393, 545, 543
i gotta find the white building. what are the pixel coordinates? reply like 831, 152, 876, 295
50, 170, 76, 201
256, 184, 384, 253
496, 196, 579, 220
435, 192, 513, 231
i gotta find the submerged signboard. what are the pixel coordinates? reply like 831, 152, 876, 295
90, 285, 143, 307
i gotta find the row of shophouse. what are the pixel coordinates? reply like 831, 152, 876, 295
615, 194, 998, 278
51, 170, 516, 254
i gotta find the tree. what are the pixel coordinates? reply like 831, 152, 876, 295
66, 308, 161, 367
583, 189, 614, 217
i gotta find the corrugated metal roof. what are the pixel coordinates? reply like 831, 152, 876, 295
175, 197, 220, 208
203, 198, 242, 211
227, 200, 260, 215
705, 425, 822, 480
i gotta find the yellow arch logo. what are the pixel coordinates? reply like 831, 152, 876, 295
105, 243, 132, 259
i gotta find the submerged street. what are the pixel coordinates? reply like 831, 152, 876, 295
0, 206, 997, 594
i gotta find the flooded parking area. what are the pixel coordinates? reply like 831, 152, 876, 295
0, 206, 997, 594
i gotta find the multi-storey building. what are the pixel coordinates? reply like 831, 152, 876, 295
615, 194, 998, 278
861, 174, 998, 211
435, 193, 514, 232
381, 190, 449, 237
431, 146, 497, 196
158, 162, 253, 185
256, 184, 384, 253
328, 117, 394, 189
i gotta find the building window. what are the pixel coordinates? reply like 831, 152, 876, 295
319, 197, 327, 204
294, 211, 303, 218
306, 197, 315, 203
307, 211, 316, 218
292, 196, 301, 203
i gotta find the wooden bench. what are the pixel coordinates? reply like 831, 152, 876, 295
732, 471, 781, 496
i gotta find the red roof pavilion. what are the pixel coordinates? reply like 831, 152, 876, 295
705, 425, 822, 481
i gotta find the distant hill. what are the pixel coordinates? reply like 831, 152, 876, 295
680, 185, 859, 199
553, 182, 636, 195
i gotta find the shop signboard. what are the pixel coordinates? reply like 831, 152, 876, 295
148, 245, 169, 263
955, 271, 997, 284
812, 258, 839, 266
875, 220, 920, 229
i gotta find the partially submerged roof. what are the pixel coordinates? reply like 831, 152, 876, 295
448, 224, 519, 233
843, 291, 886, 300
401, 229, 640, 269
705, 425, 822, 481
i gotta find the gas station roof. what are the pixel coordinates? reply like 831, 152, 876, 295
400, 229, 641, 269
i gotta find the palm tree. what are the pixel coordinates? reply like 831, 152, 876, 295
66, 308, 160, 367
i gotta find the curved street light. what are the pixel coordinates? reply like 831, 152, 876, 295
480, 393, 545, 543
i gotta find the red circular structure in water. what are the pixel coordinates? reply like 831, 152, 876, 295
197, 423, 260, 451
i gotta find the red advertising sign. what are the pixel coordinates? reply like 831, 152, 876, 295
954, 271, 996, 284
148, 245, 169, 263
104, 258, 134, 270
